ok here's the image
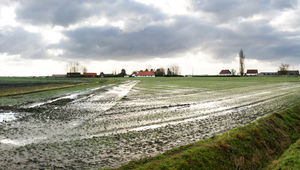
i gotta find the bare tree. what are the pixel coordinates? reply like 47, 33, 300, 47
82, 66, 88, 73
279, 64, 289, 75
167, 68, 172, 76
169, 64, 180, 75
239, 49, 245, 76
67, 61, 81, 73
231, 69, 236, 75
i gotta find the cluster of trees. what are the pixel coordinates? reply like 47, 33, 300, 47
66, 61, 88, 73
135, 64, 181, 77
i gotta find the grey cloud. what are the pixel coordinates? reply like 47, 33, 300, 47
55, 17, 216, 60
15, 0, 165, 27
55, 16, 300, 64
192, 0, 298, 22
0, 28, 47, 59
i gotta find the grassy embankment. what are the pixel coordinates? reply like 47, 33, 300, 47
267, 138, 300, 170
119, 103, 300, 170
0, 77, 122, 106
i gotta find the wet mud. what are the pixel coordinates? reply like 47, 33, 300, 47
0, 80, 300, 169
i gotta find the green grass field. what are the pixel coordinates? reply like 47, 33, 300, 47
133, 76, 300, 89
1, 76, 299, 106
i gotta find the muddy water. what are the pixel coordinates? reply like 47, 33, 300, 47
0, 80, 300, 169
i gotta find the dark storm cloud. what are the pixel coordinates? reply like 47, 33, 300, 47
192, 0, 298, 22
56, 16, 300, 62
0, 28, 47, 59
15, 0, 165, 27
55, 17, 216, 60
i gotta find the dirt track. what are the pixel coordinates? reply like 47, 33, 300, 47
0, 80, 300, 169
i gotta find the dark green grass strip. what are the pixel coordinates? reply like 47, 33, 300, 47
118, 103, 300, 170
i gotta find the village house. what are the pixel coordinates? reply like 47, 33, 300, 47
246, 69, 258, 76
134, 71, 155, 77
219, 70, 231, 76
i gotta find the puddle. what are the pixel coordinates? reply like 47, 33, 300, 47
26, 86, 108, 108
0, 136, 47, 146
0, 112, 17, 122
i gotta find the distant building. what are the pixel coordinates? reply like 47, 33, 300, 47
67, 72, 81, 78
278, 70, 299, 76
83, 73, 97, 77
52, 74, 66, 78
246, 69, 258, 76
99, 72, 115, 78
219, 70, 231, 76
135, 71, 155, 77
259, 72, 278, 76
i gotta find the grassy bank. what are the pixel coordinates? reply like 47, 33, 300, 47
267, 138, 300, 170
119, 103, 300, 170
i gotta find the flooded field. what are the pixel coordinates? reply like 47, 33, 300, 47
0, 78, 300, 169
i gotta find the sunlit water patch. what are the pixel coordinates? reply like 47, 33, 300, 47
0, 112, 16, 122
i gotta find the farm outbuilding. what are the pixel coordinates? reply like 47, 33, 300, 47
219, 70, 231, 76
67, 72, 81, 78
259, 72, 278, 76
246, 69, 258, 76
100, 72, 115, 78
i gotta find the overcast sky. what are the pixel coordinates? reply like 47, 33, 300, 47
0, 0, 299, 76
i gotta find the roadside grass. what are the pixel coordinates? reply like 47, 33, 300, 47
118, 103, 300, 170
0, 77, 122, 106
266, 138, 300, 170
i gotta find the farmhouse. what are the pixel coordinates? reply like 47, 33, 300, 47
246, 69, 258, 76
219, 70, 231, 76
135, 71, 155, 77
83, 73, 97, 77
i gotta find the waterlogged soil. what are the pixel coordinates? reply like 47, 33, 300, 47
0, 80, 300, 169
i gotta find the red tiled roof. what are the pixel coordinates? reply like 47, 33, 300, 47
246, 69, 258, 74
136, 71, 155, 76
219, 70, 231, 74
83, 73, 97, 76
